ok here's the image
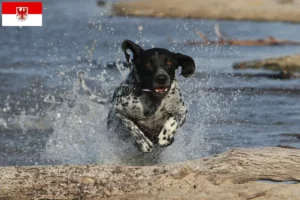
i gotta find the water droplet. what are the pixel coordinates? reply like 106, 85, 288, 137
138, 25, 143, 31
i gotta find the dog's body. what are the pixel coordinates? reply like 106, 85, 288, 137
107, 70, 187, 152
79, 40, 195, 153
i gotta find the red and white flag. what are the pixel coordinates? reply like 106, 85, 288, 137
2, 2, 42, 26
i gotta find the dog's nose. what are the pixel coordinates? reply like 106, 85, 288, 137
155, 74, 168, 84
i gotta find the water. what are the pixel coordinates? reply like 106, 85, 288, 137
0, 0, 299, 166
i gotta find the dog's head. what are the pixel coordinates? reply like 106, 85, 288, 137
122, 40, 195, 98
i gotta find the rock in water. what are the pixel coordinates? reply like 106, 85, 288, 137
233, 54, 300, 79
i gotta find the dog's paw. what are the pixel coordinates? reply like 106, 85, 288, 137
158, 117, 178, 147
136, 138, 153, 153
158, 134, 174, 147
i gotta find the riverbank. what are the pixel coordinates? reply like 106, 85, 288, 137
1, 148, 300, 199
113, 0, 300, 23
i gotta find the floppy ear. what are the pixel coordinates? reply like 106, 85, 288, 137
121, 40, 144, 63
175, 53, 196, 78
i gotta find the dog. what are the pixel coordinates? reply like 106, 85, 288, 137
79, 40, 195, 153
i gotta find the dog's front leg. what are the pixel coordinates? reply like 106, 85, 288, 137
158, 108, 187, 147
116, 113, 153, 152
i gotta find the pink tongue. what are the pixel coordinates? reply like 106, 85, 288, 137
156, 88, 167, 92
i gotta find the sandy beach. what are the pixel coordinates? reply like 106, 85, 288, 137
113, 0, 300, 23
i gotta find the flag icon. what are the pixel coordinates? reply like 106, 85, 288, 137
2, 2, 42, 26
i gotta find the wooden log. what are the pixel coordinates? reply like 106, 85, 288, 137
185, 35, 300, 46
188, 24, 300, 47
0, 147, 300, 199
185, 38, 300, 46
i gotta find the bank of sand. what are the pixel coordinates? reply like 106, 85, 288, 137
113, 0, 300, 23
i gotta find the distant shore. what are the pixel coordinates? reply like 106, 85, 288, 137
113, 0, 300, 23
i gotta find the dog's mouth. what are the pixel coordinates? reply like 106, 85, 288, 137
141, 86, 170, 96
154, 87, 169, 94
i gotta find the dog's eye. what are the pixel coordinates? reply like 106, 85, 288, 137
145, 63, 151, 68
167, 61, 172, 67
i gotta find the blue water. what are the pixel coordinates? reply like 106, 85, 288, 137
0, 0, 299, 166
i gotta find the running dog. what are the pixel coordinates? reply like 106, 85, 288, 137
79, 40, 195, 152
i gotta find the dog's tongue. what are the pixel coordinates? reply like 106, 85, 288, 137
155, 88, 168, 93
141, 88, 168, 93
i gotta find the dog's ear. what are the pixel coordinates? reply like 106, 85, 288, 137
175, 53, 196, 78
121, 40, 144, 63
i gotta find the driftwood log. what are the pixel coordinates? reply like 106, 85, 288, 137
185, 36, 300, 46
0, 147, 300, 200
185, 24, 300, 46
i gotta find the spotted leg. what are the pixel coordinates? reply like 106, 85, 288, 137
116, 113, 153, 152
158, 108, 187, 147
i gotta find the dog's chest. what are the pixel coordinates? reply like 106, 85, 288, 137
137, 87, 184, 134
113, 80, 184, 135
136, 99, 174, 133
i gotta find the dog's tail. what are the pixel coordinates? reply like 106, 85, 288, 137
77, 71, 109, 105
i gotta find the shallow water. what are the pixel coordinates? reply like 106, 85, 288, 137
0, 0, 300, 166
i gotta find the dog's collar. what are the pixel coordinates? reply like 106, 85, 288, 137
131, 84, 152, 96
141, 89, 152, 92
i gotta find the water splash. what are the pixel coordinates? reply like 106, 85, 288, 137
40, 58, 236, 166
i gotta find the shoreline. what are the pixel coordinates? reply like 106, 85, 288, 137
113, 0, 300, 23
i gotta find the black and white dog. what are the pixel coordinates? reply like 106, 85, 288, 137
79, 40, 195, 153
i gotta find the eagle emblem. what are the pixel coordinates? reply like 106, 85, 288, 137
16, 7, 28, 21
